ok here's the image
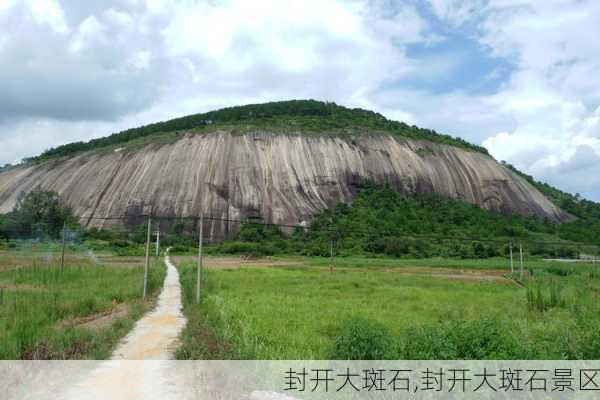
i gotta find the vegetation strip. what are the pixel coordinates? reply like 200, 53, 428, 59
27, 100, 487, 163
0, 250, 165, 359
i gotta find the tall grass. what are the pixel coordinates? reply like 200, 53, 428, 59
0, 257, 165, 359
174, 256, 600, 360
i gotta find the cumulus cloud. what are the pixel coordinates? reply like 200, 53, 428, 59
0, 0, 168, 122
0, 0, 434, 159
420, 0, 600, 200
0, 0, 599, 201
475, 0, 600, 200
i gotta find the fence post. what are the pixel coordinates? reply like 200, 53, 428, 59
60, 221, 66, 274
196, 213, 204, 304
156, 228, 160, 257
509, 241, 514, 275
143, 213, 152, 299
519, 242, 524, 281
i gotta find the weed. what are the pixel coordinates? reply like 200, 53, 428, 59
527, 281, 567, 312
399, 318, 528, 359
328, 317, 395, 360
0, 254, 165, 359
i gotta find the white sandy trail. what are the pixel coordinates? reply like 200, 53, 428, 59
27, 251, 189, 400
111, 250, 187, 360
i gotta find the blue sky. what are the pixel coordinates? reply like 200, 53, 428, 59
404, 2, 512, 95
404, 32, 512, 95
0, 0, 599, 200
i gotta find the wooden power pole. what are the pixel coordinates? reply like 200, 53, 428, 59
143, 213, 152, 299
60, 222, 66, 274
519, 242, 524, 281
155, 229, 160, 257
196, 213, 204, 304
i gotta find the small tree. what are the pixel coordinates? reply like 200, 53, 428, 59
10, 189, 79, 238
0, 214, 12, 239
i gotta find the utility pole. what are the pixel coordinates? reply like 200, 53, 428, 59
509, 242, 514, 275
196, 213, 204, 304
155, 229, 160, 257
143, 212, 152, 299
60, 222, 66, 274
519, 241, 524, 281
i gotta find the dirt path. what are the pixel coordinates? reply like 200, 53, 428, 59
25, 252, 189, 400
111, 251, 187, 360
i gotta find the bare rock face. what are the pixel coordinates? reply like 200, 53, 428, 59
0, 131, 570, 238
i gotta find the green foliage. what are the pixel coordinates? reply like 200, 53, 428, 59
31, 100, 488, 162
503, 162, 600, 246
216, 241, 272, 256
175, 259, 600, 359
207, 185, 598, 259
526, 282, 566, 312
83, 223, 202, 256
329, 317, 396, 360
1, 189, 79, 239
0, 215, 9, 240
399, 318, 528, 359
0, 256, 165, 359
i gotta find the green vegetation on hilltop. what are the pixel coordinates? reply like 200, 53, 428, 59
503, 162, 600, 245
30, 100, 487, 162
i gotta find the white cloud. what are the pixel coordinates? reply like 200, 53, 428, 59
0, 0, 599, 201
428, 0, 485, 25
28, 0, 70, 34
425, 0, 600, 200
0, 0, 434, 165
69, 15, 105, 52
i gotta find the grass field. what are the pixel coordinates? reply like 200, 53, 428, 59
0, 247, 165, 359
2, 245, 599, 360
176, 255, 600, 360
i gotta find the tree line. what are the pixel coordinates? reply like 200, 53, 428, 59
2, 185, 599, 259
29, 100, 488, 163
0, 189, 79, 240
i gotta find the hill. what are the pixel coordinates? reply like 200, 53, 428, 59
1, 99, 596, 246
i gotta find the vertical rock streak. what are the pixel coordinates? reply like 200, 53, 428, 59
0, 132, 570, 235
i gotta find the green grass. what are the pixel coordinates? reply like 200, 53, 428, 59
175, 256, 600, 359
0, 250, 165, 359
301, 255, 600, 272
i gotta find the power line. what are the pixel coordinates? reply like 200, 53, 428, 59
78, 213, 600, 249
2, 214, 598, 250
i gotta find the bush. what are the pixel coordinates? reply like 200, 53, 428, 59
526, 282, 566, 312
400, 318, 527, 359
84, 228, 117, 241
109, 239, 132, 248
169, 245, 195, 254
217, 241, 274, 256
329, 317, 396, 360
544, 265, 574, 277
